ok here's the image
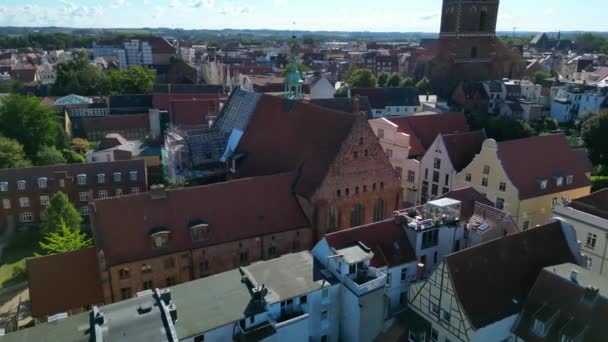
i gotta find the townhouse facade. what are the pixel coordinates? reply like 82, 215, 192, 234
0, 160, 147, 227
455, 135, 592, 230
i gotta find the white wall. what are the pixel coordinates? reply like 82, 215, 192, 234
86, 151, 114, 163
472, 314, 519, 342
418, 136, 456, 204
309, 77, 336, 99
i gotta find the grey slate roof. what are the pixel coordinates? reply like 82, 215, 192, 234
212, 87, 262, 134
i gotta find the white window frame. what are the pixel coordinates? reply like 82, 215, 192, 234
37, 177, 48, 189
113, 172, 122, 182
40, 195, 50, 206
566, 175, 574, 185
496, 197, 505, 210
131, 187, 140, 194
2, 198, 10, 209
116, 188, 123, 196
130, 171, 138, 181
97, 173, 106, 184
19, 197, 30, 208
20, 212, 33, 223
0, 182, 8, 192
98, 190, 109, 199
586, 233, 598, 250
80, 206, 90, 216
77, 174, 87, 185
17, 180, 26, 191
79, 191, 89, 202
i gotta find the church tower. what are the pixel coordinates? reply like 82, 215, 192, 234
284, 35, 303, 100
440, 0, 499, 37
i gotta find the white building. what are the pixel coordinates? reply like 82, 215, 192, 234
352, 87, 421, 118
304, 72, 336, 99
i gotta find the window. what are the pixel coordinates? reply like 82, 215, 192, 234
20, 212, 33, 223
150, 230, 170, 249
441, 310, 451, 324
142, 280, 154, 290
386, 149, 393, 158
432, 171, 440, 183
358, 137, 364, 145
19, 197, 30, 208
165, 277, 177, 287
395, 166, 403, 178
300, 295, 307, 304
194, 334, 205, 342
386, 273, 392, 286
77, 174, 86, 185
2, 199, 10, 209
465, 173, 472, 182
17, 180, 26, 190
37, 177, 48, 189
115, 188, 123, 196
40, 195, 50, 206
40, 209, 48, 220
533, 319, 545, 336
424, 168, 429, 180
80, 206, 90, 216
119, 268, 130, 280
131, 187, 140, 194
327, 207, 339, 232
407, 170, 415, 183
98, 190, 109, 199
585, 255, 593, 269
555, 177, 564, 187
364, 150, 368, 157
373, 198, 385, 222
566, 175, 574, 185
422, 230, 439, 249
353, 151, 359, 159
496, 197, 505, 210
433, 251, 438, 264
481, 177, 488, 187
431, 184, 439, 196
350, 204, 364, 227
586, 233, 598, 250
431, 328, 438, 342
113, 172, 122, 182
164, 257, 175, 269
444, 174, 449, 186
523, 221, 530, 230
199, 261, 209, 274
0, 182, 7, 192
442, 187, 449, 195
483, 165, 491, 175
378, 128, 385, 139
190, 223, 209, 242
240, 251, 249, 265
141, 264, 152, 274
97, 174, 106, 184
120, 287, 132, 300
79, 192, 89, 202
130, 171, 138, 181
268, 246, 277, 258
539, 179, 548, 190
321, 310, 328, 321
400, 268, 407, 282
431, 303, 440, 316
322, 288, 329, 299
499, 182, 507, 192
434, 158, 441, 169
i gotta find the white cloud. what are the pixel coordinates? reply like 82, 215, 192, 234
143, 0, 150, 4
169, 0, 183, 8
153, 5, 165, 18
111, 0, 127, 9
219, 2, 253, 16
544, 8, 555, 14
189, 0, 214, 8
274, 0, 286, 6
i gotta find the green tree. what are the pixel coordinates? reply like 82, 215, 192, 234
467, 112, 535, 142
386, 74, 402, 87
347, 68, 377, 88
62, 149, 85, 164
108, 66, 156, 94
534, 70, 551, 84
0, 135, 31, 169
52, 53, 111, 96
582, 110, 608, 167
42, 192, 82, 234
400, 77, 415, 87
71, 138, 91, 155
280, 64, 311, 78
35, 146, 67, 166
377, 72, 389, 87
416, 77, 433, 95
575, 33, 608, 52
0, 94, 59, 157
39, 219, 93, 255
0, 80, 24, 93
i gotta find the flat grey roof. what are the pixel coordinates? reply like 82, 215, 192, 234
336, 245, 372, 265
546, 263, 608, 294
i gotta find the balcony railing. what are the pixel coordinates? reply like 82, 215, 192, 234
343, 267, 387, 296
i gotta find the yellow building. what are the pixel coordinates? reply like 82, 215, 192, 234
455, 134, 591, 229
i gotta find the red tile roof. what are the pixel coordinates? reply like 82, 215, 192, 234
440, 187, 494, 221
235, 95, 358, 196
446, 220, 581, 329
325, 219, 417, 268
9, 68, 37, 83
567, 189, 608, 220
27, 247, 104, 317
90, 172, 310, 266
143, 36, 176, 54
497, 134, 592, 200
441, 130, 487, 172
389, 112, 469, 157
169, 99, 217, 126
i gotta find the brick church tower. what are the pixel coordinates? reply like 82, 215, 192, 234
412, 0, 523, 96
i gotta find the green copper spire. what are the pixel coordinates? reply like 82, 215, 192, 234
284, 35, 303, 99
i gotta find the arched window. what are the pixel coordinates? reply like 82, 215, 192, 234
149, 226, 171, 249
328, 207, 339, 232
373, 198, 385, 222
350, 204, 364, 227
479, 9, 487, 31
358, 137, 364, 145
189, 220, 210, 242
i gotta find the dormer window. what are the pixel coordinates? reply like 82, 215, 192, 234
37, 177, 48, 189
555, 176, 564, 187
149, 227, 171, 249
483, 165, 491, 175
533, 319, 546, 337
17, 180, 26, 191
97, 174, 106, 184
113, 172, 122, 182
538, 178, 548, 190
189, 220, 210, 242
77, 174, 87, 185
0, 182, 8, 192
566, 175, 574, 185
130, 171, 138, 181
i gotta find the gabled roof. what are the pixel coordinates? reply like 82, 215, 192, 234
54, 94, 93, 106
9, 68, 37, 83
350, 87, 420, 109
567, 189, 608, 221
325, 219, 417, 268
389, 112, 469, 157
234, 95, 358, 196
467, 202, 517, 235
439, 187, 494, 221
446, 220, 581, 329
90, 172, 311, 266
27, 247, 104, 317
441, 130, 487, 172
496, 134, 592, 200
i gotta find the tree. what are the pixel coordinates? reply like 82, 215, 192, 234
62, 149, 85, 164
0, 80, 23, 93
35, 146, 67, 166
107, 66, 156, 94
534, 70, 551, 84
71, 138, 91, 155
386, 74, 402, 87
575, 33, 608, 53
416, 77, 433, 95
39, 219, 93, 255
0, 135, 31, 169
52, 53, 111, 96
467, 112, 535, 142
377, 73, 389, 87
400, 77, 415, 87
582, 110, 608, 167
0, 94, 60, 157
347, 68, 377, 88
42, 192, 82, 234
280, 64, 311, 78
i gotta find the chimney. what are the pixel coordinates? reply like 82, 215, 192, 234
353, 95, 361, 114
571, 269, 579, 283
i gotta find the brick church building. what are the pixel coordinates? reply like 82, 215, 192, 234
411, 0, 524, 96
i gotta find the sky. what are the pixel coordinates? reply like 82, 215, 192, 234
0, 0, 606, 32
